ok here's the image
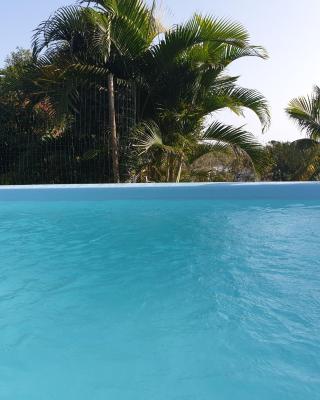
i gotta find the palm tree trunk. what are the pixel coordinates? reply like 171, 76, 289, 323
168, 155, 174, 182
166, 158, 170, 182
176, 156, 183, 183
107, 72, 120, 183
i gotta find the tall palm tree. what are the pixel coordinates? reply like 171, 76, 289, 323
32, 1, 161, 182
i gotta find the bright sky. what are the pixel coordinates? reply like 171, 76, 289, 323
1, 0, 320, 143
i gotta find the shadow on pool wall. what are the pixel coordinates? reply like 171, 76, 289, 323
0, 182, 319, 201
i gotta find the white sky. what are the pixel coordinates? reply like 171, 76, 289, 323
1, 0, 320, 143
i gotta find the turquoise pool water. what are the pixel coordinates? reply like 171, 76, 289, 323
0, 184, 319, 399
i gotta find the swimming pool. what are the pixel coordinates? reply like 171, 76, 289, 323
0, 183, 319, 399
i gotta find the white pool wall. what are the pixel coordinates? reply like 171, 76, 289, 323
0, 182, 319, 201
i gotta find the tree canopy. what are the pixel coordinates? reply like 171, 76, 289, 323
0, 1, 276, 183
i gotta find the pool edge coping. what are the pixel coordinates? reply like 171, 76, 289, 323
0, 182, 320, 190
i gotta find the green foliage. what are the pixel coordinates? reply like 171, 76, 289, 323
0, 48, 116, 184
281, 87, 320, 181
261, 140, 320, 181
185, 147, 256, 182
0, 1, 271, 183
286, 86, 320, 139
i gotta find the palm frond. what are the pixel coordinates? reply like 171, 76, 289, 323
131, 120, 172, 154
286, 86, 320, 139
216, 44, 268, 66
32, 6, 93, 56
131, 120, 179, 156
82, 0, 162, 42
215, 86, 271, 131
201, 121, 264, 169
149, 14, 250, 69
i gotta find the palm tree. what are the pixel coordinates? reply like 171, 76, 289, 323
30, 1, 270, 182
32, 1, 161, 182
286, 86, 320, 139
130, 16, 270, 181
285, 86, 320, 180
132, 120, 265, 182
